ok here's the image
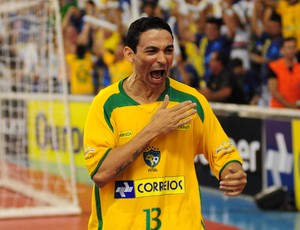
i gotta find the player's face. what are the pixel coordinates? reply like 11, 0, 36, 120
132, 29, 174, 87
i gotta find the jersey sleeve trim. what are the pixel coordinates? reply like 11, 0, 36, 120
218, 160, 243, 180
90, 148, 112, 179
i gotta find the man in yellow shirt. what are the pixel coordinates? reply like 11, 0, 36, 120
65, 22, 94, 95
273, 0, 300, 49
103, 37, 133, 84
84, 17, 247, 230
66, 45, 94, 95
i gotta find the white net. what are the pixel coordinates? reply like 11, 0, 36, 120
0, 0, 81, 218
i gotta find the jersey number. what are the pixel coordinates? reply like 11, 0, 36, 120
144, 207, 162, 230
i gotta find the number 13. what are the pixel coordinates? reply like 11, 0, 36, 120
143, 207, 162, 230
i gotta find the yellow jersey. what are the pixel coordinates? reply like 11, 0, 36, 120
103, 51, 133, 84
276, 0, 300, 49
66, 52, 94, 95
84, 77, 243, 230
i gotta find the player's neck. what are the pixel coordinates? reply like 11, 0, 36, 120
123, 77, 165, 104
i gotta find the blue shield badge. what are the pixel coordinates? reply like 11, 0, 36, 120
143, 149, 160, 168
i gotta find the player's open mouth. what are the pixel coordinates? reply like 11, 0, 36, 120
150, 70, 165, 79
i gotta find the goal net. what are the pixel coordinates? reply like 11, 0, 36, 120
0, 0, 81, 218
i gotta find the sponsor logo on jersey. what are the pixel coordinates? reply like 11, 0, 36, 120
215, 141, 234, 155
115, 181, 135, 198
114, 176, 185, 199
177, 124, 191, 130
118, 131, 132, 139
143, 147, 160, 171
135, 176, 185, 197
83, 146, 95, 159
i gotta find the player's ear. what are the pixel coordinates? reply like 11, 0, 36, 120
123, 46, 134, 63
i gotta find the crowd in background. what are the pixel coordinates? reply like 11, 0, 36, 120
60, 0, 300, 109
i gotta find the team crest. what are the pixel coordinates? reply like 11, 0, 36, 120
143, 147, 160, 169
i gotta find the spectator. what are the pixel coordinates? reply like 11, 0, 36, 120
251, 10, 283, 75
65, 22, 94, 95
62, 4, 82, 57
231, 57, 261, 105
271, 0, 300, 50
62, 5, 84, 34
251, 8, 283, 106
140, 0, 159, 17
170, 45, 200, 89
199, 51, 247, 104
177, 9, 234, 87
267, 37, 300, 109
103, 37, 133, 85
229, 0, 254, 70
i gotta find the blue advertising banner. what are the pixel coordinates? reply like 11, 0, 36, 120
265, 120, 294, 197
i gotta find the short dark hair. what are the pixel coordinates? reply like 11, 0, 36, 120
86, 0, 95, 6
269, 11, 282, 25
231, 57, 243, 68
282, 36, 297, 45
125, 17, 173, 53
141, 0, 158, 9
205, 17, 223, 29
214, 51, 229, 66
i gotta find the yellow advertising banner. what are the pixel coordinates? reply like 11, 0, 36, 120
28, 100, 90, 169
69, 102, 91, 166
292, 119, 300, 211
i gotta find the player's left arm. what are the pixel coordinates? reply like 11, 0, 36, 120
196, 93, 247, 196
219, 162, 247, 196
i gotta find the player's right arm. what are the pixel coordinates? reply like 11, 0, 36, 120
84, 94, 196, 188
